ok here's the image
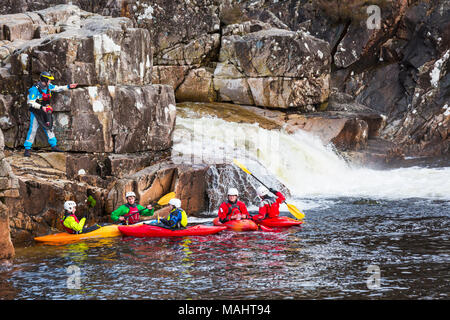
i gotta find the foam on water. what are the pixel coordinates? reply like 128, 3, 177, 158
173, 115, 450, 201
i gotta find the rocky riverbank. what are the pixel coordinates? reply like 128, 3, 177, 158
0, 1, 448, 259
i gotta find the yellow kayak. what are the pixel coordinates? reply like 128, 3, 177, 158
34, 225, 121, 244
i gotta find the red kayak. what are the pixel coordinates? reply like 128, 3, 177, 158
118, 224, 227, 237
258, 216, 303, 228
213, 217, 258, 232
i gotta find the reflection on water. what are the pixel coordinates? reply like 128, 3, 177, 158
0, 198, 448, 300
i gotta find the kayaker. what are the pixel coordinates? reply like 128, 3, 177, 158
111, 191, 155, 224
61, 201, 100, 234
251, 186, 286, 222
158, 198, 188, 229
218, 188, 250, 223
24, 71, 78, 157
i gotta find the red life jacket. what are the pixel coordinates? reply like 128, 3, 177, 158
218, 201, 249, 222
35, 83, 52, 105
60, 213, 80, 234
124, 204, 140, 225
258, 192, 285, 219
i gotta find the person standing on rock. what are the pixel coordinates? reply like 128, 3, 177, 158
251, 186, 285, 222
23, 71, 78, 157
111, 191, 155, 225
61, 201, 100, 234
218, 188, 250, 223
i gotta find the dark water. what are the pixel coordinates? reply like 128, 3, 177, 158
0, 198, 448, 300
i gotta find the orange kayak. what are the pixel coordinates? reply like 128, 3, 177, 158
213, 217, 258, 232
34, 225, 121, 244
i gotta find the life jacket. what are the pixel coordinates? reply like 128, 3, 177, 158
258, 192, 284, 219
123, 204, 140, 225
61, 213, 80, 234
221, 201, 248, 222
30, 82, 53, 129
34, 82, 52, 106
260, 196, 277, 218
167, 208, 188, 229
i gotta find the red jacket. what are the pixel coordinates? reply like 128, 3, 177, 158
218, 200, 249, 222
252, 192, 285, 221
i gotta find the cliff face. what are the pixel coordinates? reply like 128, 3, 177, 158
2, 1, 447, 155
143, 0, 449, 157
0, 5, 181, 247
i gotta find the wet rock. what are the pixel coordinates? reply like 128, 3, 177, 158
205, 163, 291, 214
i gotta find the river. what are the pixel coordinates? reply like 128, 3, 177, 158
0, 111, 449, 300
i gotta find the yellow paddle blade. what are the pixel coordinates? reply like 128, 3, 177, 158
157, 192, 176, 206
233, 159, 252, 175
286, 202, 305, 220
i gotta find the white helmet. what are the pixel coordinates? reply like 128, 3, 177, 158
64, 200, 77, 211
169, 198, 181, 208
227, 188, 239, 196
256, 186, 269, 197
125, 191, 136, 198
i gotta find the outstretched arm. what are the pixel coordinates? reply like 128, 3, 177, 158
50, 83, 78, 92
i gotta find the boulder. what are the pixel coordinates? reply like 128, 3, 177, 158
175, 67, 216, 103
205, 163, 291, 214
3, 5, 152, 86
2, 84, 176, 154
214, 26, 331, 109
391, 49, 450, 156
106, 162, 209, 217
5, 150, 111, 242
129, 0, 220, 66
332, 0, 409, 69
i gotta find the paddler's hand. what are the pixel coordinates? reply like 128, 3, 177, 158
118, 216, 125, 222
69, 83, 78, 89
231, 214, 242, 220
146, 204, 153, 210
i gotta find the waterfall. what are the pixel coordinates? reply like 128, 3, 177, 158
172, 115, 450, 201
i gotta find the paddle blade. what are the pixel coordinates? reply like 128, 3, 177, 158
233, 159, 252, 175
286, 203, 305, 220
157, 192, 176, 206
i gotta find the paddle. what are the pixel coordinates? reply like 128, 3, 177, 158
233, 159, 305, 220
156, 192, 176, 206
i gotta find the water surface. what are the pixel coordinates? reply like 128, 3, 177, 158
1, 198, 448, 300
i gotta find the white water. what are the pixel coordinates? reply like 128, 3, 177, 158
172, 115, 450, 201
